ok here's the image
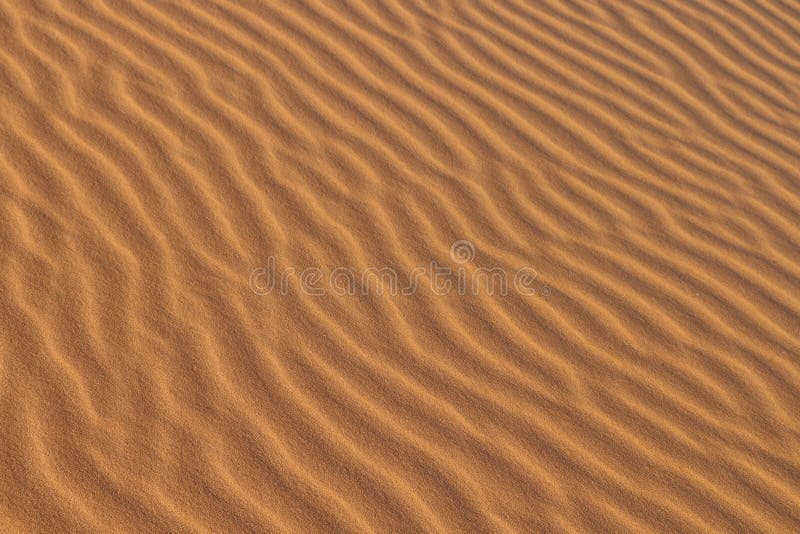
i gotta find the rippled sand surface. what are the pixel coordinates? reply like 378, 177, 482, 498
1, 1, 800, 532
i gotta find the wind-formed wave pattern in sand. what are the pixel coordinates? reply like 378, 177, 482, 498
1, 0, 800, 532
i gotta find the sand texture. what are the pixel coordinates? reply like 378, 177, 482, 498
1, 1, 800, 532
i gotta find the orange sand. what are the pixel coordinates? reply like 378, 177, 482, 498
1, 1, 800, 532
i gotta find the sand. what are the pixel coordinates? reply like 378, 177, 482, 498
1, 0, 800, 532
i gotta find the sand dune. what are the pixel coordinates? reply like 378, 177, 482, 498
1, 0, 800, 531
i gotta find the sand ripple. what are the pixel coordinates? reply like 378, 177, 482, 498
1, 0, 800, 531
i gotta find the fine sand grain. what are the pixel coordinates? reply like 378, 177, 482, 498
1, 1, 800, 532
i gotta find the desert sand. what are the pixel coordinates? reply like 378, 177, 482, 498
1, 0, 800, 532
